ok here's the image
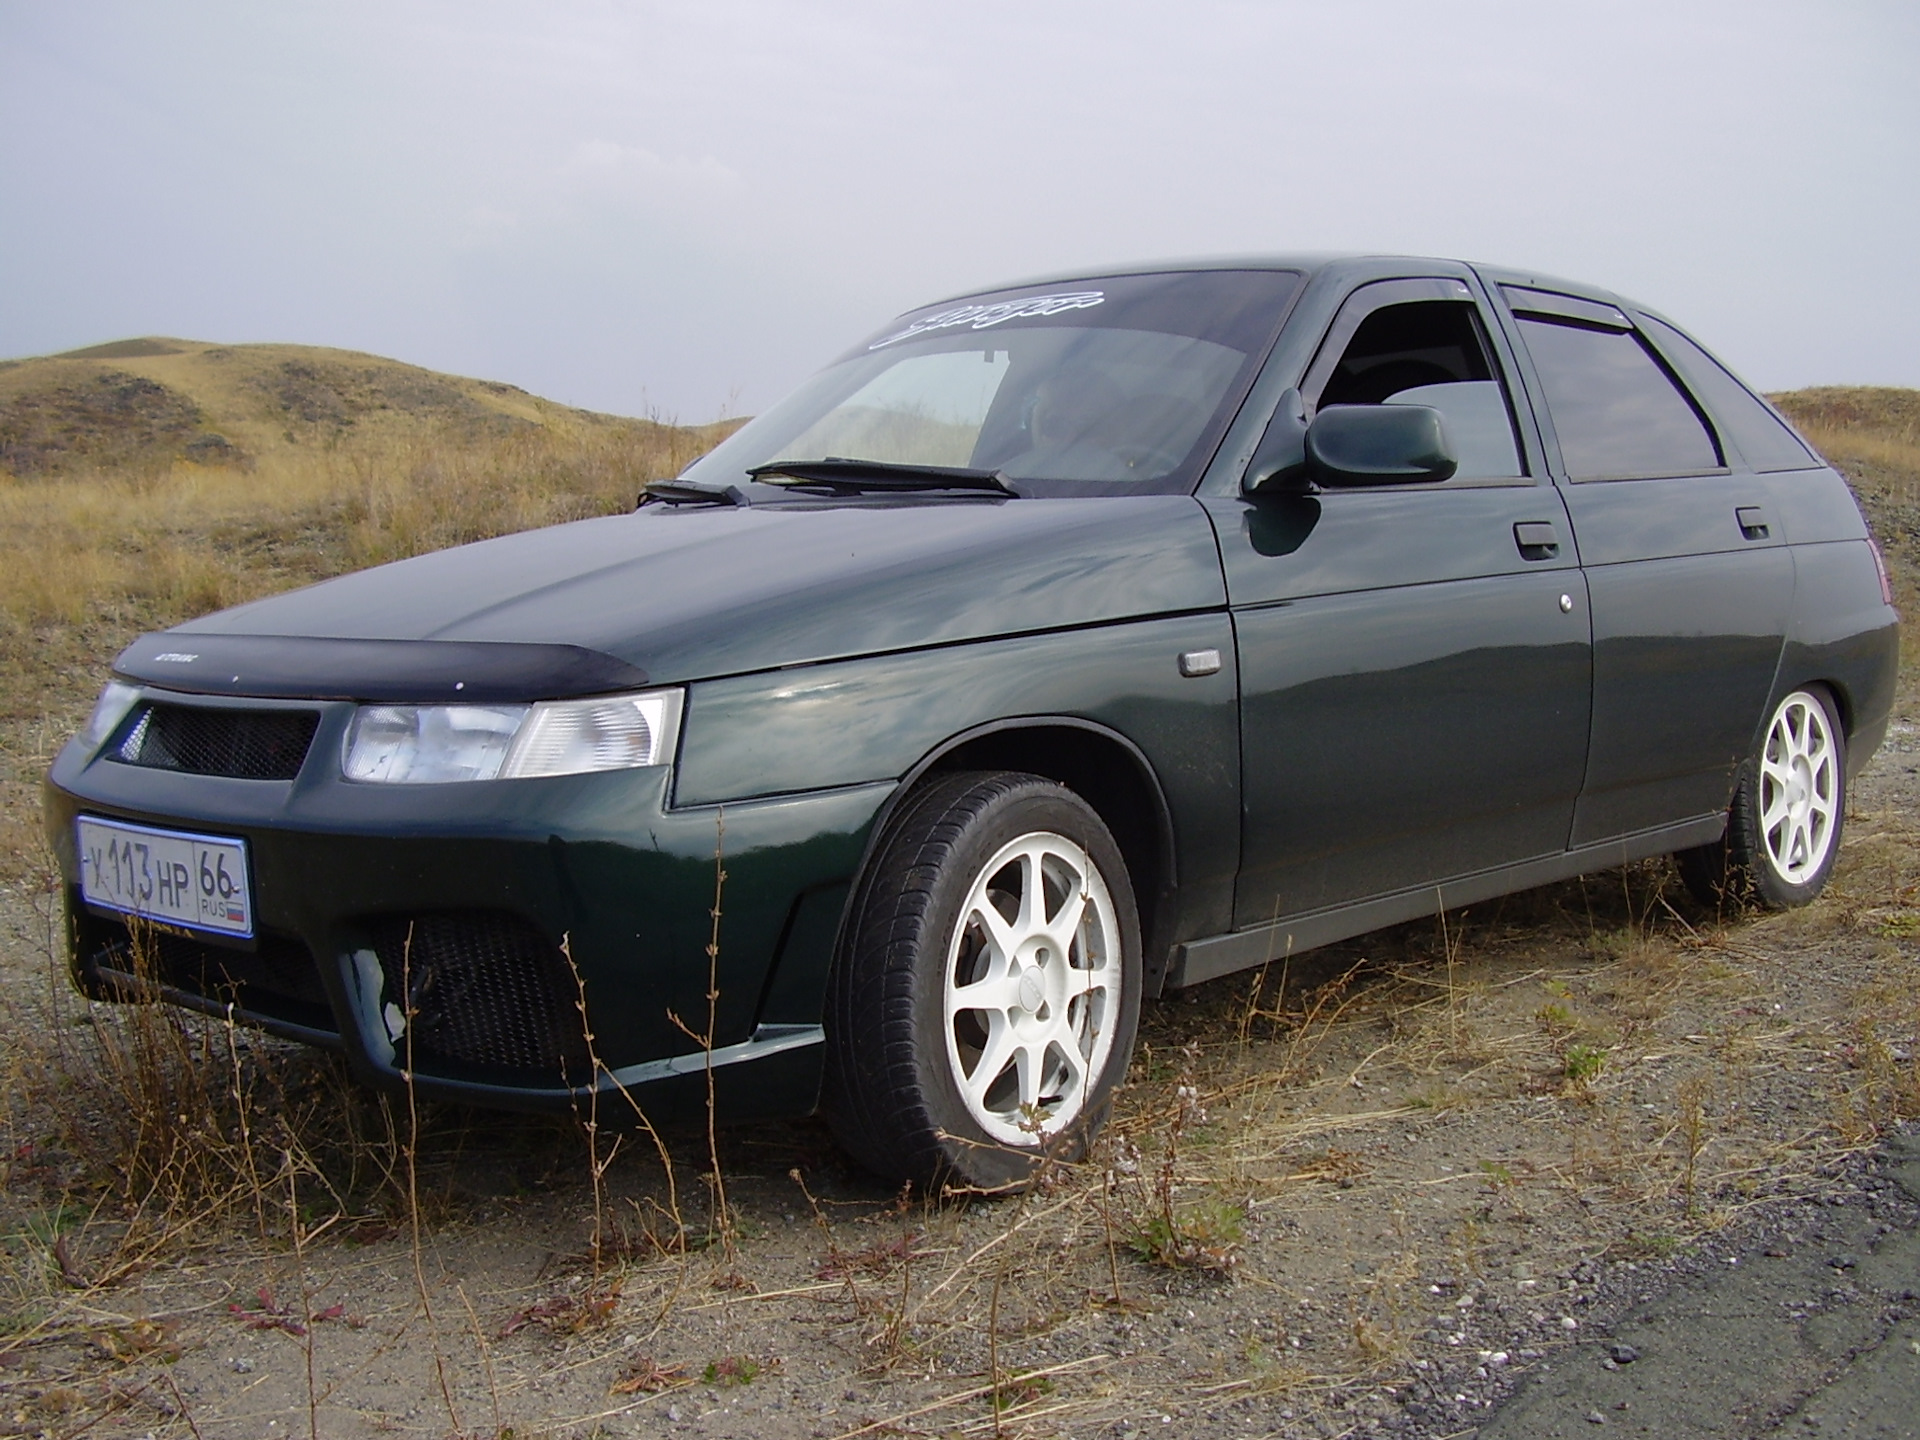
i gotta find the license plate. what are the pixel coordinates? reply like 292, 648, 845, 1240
76, 817, 254, 938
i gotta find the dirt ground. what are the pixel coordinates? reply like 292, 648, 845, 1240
0, 677, 1913, 1440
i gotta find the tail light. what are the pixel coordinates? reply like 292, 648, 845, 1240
1867, 533, 1895, 608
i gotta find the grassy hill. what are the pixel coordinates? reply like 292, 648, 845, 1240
0, 338, 739, 861
0, 336, 647, 479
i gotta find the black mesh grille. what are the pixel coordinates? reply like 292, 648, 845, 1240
89, 919, 336, 1034
369, 913, 588, 1081
114, 703, 319, 781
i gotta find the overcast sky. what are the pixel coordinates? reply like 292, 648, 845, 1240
3, 1, 1914, 419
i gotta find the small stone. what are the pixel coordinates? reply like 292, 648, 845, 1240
231, 1358, 254, 1374
1601, 1357, 1618, 1371
1608, 1343, 1640, 1364
1829, 1254, 1858, 1271
1561, 1316, 1580, 1331
666, 1403, 682, 1422
1586, 1410, 1607, 1425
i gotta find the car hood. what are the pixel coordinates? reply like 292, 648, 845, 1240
136, 497, 1225, 697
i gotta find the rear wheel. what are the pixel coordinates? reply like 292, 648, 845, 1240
823, 771, 1141, 1192
1677, 687, 1845, 910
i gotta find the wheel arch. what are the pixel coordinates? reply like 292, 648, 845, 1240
1762, 673, 1855, 747
848, 717, 1179, 991
1806, 675, 1855, 741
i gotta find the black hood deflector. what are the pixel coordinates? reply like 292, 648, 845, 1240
111, 633, 650, 703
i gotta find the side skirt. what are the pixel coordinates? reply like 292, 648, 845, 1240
1165, 813, 1726, 990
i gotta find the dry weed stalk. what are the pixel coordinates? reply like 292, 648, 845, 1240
666, 810, 736, 1269
397, 925, 466, 1440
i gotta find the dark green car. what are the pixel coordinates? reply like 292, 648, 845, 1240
45, 256, 1900, 1189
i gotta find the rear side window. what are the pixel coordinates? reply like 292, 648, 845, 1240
1509, 298, 1721, 480
1639, 316, 1818, 473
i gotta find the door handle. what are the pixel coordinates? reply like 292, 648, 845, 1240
1736, 506, 1771, 541
1513, 521, 1561, 560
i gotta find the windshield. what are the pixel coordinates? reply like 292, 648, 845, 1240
681, 269, 1302, 498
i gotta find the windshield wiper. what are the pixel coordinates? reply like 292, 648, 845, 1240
638, 478, 749, 508
746, 458, 1021, 497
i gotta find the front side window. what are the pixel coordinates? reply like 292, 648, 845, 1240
681, 269, 1302, 498
1510, 300, 1721, 480
1306, 292, 1526, 480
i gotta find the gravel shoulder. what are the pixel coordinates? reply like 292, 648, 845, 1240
1478, 1128, 1920, 1438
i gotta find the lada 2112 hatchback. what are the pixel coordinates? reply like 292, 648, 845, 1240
46, 255, 1899, 1190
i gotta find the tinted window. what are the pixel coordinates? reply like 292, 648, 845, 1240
683, 269, 1302, 498
1312, 299, 1524, 478
1515, 316, 1720, 479
1640, 316, 1817, 473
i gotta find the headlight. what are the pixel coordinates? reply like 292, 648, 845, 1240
342, 689, 682, 784
80, 681, 142, 752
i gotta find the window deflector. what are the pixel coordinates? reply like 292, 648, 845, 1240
1297, 279, 1529, 484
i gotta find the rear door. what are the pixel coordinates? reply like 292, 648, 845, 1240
1490, 285, 1793, 845
1206, 274, 1592, 927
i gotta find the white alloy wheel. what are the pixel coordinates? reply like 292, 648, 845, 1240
823, 771, 1141, 1191
1757, 690, 1839, 887
942, 830, 1120, 1145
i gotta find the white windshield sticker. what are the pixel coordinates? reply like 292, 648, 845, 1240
868, 291, 1105, 349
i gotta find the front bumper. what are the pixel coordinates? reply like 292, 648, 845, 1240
44, 689, 889, 1120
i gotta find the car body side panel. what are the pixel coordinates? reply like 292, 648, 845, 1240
1763, 468, 1873, 546
1777, 537, 1901, 773
1207, 482, 1591, 925
675, 613, 1242, 946
1230, 568, 1591, 919
1569, 539, 1795, 842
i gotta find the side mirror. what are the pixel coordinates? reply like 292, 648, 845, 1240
1240, 389, 1310, 495
1305, 405, 1457, 487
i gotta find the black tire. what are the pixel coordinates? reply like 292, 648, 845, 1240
1676, 686, 1846, 911
823, 771, 1142, 1192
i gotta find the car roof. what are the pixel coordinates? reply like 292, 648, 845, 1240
918, 253, 1641, 317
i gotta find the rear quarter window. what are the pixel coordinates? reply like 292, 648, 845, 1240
1639, 315, 1819, 473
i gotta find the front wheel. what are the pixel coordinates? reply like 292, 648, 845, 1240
1677, 686, 1846, 910
823, 772, 1142, 1192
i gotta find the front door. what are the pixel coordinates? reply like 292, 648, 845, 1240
1208, 276, 1593, 929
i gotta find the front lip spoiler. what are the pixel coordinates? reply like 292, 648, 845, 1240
376, 1022, 829, 1114
89, 957, 345, 1052
86, 948, 826, 1114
